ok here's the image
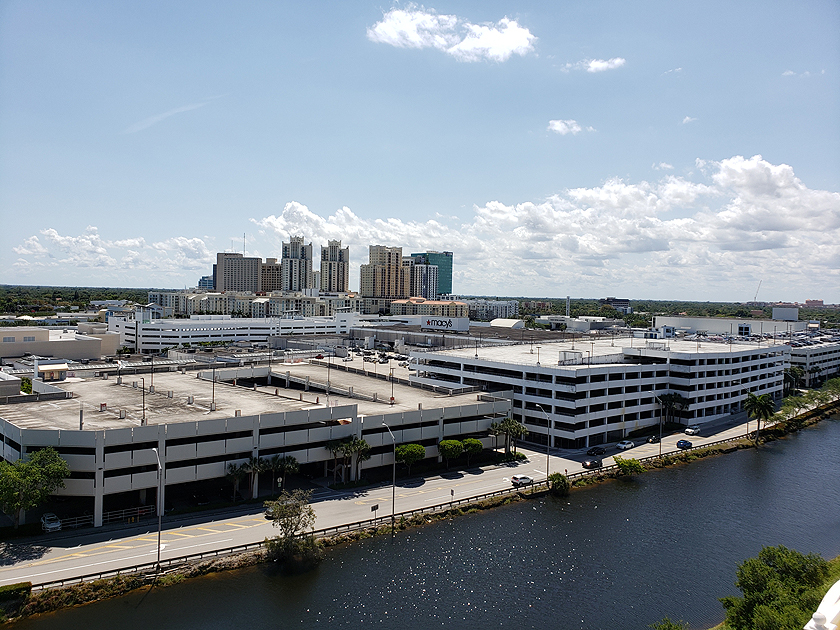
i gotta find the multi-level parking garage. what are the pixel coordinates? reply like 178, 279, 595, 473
0, 363, 509, 528
411, 338, 787, 449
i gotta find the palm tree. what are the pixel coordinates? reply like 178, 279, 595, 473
245, 456, 266, 499
784, 366, 805, 394
277, 455, 299, 491
265, 454, 284, 493
497, 417, 528, 455
743, 392, 775, 444
225, 462, 248, 502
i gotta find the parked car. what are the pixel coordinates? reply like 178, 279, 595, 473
582, 459, 602, 469
616, 440, 635, 450
647, 435, 660, 444
586, 446, 606, 456
677, 439, 692, 449
685, 425, 701, 436
510, 475, 534, 487
41, 513, 62, 532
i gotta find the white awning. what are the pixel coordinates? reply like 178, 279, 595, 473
37, 364, 69, 372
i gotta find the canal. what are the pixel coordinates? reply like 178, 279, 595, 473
14, 417, 840, 629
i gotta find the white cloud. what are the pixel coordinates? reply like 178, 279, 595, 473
782, 70, 796, 76
12, 156, 840, 301
682, 116, 697, 124
561, 57, 626, 73
548, 119, 582, 135
367, 5, 535, 62
652, 162, 674, 170
663, 67, 682, 76
586, 57, 626, 72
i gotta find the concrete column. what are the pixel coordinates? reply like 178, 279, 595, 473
94, 431, 105, 527
157, 427, 166, 519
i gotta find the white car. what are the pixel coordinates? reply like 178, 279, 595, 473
510, 475, 534, 487
684, 425, 701, 436
41, 513, 62, 532
616, 440, 635, 450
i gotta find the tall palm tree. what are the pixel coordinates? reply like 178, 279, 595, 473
245, 455, 266, 499
743, 392, 775, 444
225, 463, 248, 502
277, 455, 299, 490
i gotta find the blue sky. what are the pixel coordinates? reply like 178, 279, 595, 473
2, 1, 838, 302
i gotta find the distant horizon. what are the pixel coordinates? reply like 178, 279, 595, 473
0, 283, 831, 307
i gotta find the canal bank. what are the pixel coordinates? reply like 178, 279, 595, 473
4, 410, 839, 628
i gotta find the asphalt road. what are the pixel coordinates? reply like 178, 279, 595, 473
0, 416, 755, 587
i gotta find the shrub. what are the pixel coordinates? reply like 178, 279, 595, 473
548, 472, 570, 497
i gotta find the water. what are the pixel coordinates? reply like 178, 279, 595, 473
14, 418, 840, 629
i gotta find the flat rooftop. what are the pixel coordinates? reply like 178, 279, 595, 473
0, 360, 486, 432
419, 338, 788, 368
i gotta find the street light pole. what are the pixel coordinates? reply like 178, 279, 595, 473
151, 447, 163, 572
390, 367, 395, 405
141, 376, 146, 425
535, 404, 551, 486
211, 365, 216, 411
655, 396, 663, 457
382, 422, 396, 535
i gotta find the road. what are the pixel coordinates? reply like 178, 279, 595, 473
0, 416, 755, 587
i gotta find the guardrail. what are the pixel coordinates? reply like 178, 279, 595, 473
102, 505, 155, 525
59, 514, 94, 529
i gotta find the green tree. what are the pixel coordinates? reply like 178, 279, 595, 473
720, 545, 829, 630
0, 448, 70, 528
19, 377, 32, 395
263, 489, 322, 565
548, 472, 570, 497
395, 443, 425, 475
462, 438, 483, 467
744, 392, 776, 443
225, 463, 248, 502
613, 456, 645, 476
438, 440, 463, 470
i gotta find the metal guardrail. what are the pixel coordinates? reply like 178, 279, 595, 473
102, 505, 155, 525
59, 514, 94, 529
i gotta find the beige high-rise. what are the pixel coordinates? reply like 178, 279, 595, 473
360, 245, 410, 299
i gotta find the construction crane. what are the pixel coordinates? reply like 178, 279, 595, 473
753, 280, 762, 302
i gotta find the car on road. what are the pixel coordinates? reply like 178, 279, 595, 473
510, 475, 534, 487
685, 425, 701, 436
616, 440, 635, 450
41, 513, 62, 532
647, 435, 660, 444
582, 459, 602, 469
677, 439, 692, 449
586, 446, 606, 456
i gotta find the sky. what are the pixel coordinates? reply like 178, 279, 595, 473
1, 1, 839, 303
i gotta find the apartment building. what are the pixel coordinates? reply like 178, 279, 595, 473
461, 299, 520, 320
214, 253, 261, 293
360, 245, 410, 302
320, 240, 350, 292
389, 297, 469, 318
281, 236, 315, 292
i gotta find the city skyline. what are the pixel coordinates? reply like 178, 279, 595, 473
1, 1, 839, 302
